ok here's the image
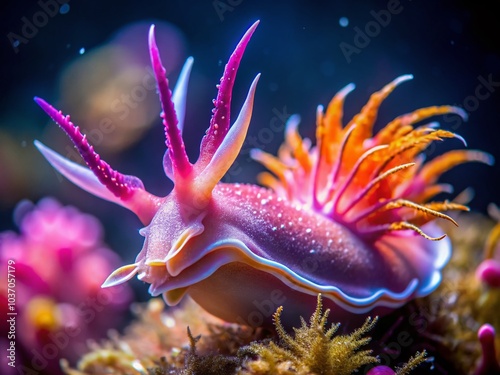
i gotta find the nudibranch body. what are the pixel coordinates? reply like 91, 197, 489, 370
34, 21, 493, 327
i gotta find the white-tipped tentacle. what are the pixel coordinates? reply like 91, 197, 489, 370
196, 74, 261, 192
172, 56, 194, 133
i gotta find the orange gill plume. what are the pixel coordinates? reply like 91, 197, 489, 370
251, 74, 493, 242
34, 20, 495, 328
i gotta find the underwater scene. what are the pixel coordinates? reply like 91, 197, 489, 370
1, 1, 500, 374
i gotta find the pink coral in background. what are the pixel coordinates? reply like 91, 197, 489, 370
474, 324, 500, 375
474, 203, 500, 374
476, 203, 500, 289
0, 198, 132, 375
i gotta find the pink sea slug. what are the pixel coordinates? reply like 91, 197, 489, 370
33, 21, 492, 327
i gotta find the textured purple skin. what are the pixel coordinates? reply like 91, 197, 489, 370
130, 182, 448, 327
34, 21, 459, 328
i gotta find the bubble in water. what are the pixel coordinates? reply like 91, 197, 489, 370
60, 4, 70, 14
339, 17, 349, 27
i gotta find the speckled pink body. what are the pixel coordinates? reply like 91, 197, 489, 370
130, 182, 447, 327
34, 21, 491, 327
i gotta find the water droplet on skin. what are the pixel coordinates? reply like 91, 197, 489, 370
261, 199, 268, 205
305, 228, 312, 234
309, 249, 316, 254
277, 213, 282, 218
272, 226, 277, 231
280, 224, 285, 229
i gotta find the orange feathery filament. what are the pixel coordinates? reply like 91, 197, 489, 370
252, 76, 493, 241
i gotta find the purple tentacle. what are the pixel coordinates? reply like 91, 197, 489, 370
149, 25, 192, 180
197, 20, 259, 168
34, 97, 143, 199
